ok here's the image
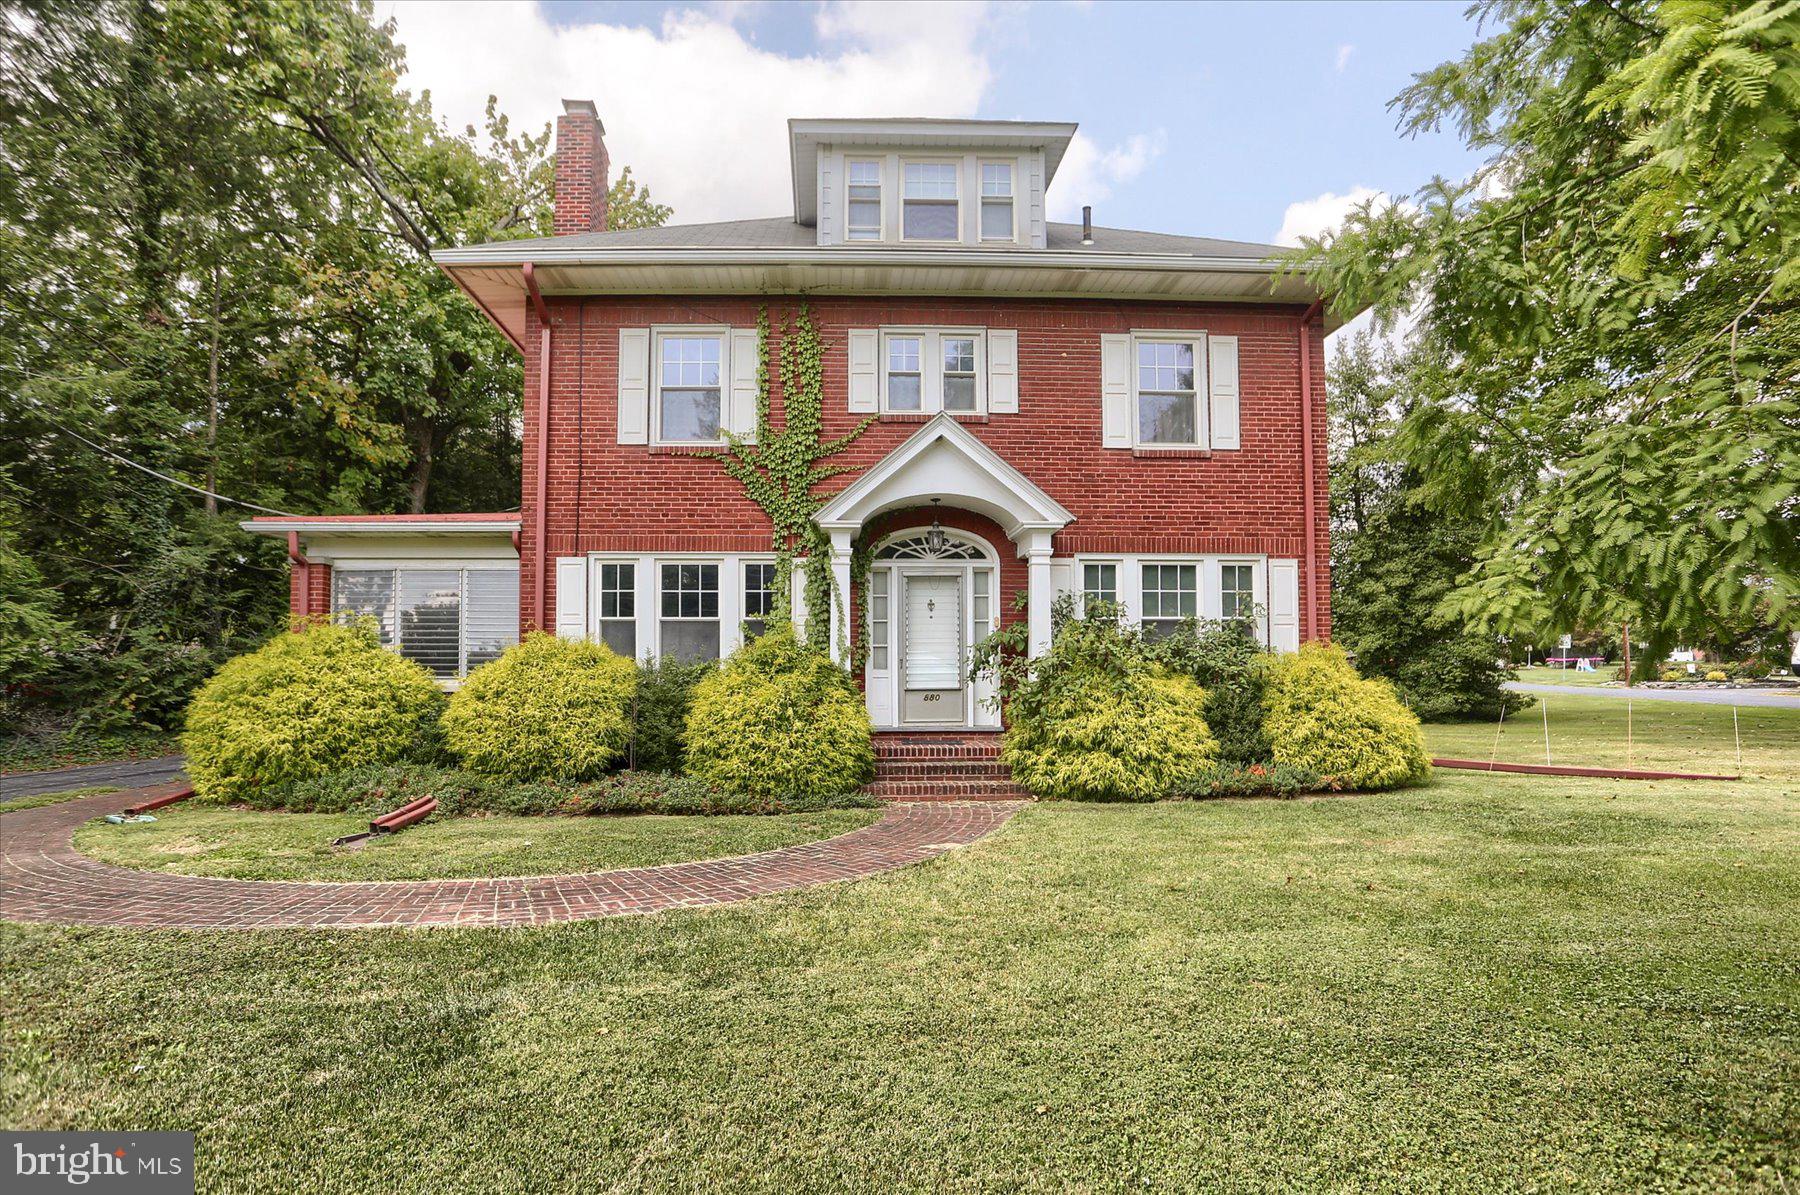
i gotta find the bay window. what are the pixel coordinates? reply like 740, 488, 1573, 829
902, 161, 959, 240
332, 566, 519, 679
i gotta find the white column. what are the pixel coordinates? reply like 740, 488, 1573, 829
828, 529, 856, 665
1022, 530, 1055, 658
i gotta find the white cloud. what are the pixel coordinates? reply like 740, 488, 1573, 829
1273, 185, 1386, 247
378, 1, 1157, 227
1334, 43, 1355, 73
1047, 130, 1165, 222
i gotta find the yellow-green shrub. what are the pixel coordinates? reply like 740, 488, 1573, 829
183, 621, 444, 803
442, 632, 636, 781
1004, 667, 1218, 801
683, 625, 874, 799
1262, 643, 1430, 790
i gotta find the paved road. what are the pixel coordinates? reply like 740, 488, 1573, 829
0, 756, 186, 802
1507, 683, 1800, 709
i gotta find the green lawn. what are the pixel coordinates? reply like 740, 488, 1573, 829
1428, 689, 1796, 777
6, 710, 1798, 1189
73, 806, 881, 882
1514, 663, 1618, 687
0, 787, 118, 814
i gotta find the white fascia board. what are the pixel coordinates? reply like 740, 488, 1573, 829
432, 244, 1288, 276
240, 519, 520, 536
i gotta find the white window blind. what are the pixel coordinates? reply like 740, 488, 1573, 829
333, 567, 519, 678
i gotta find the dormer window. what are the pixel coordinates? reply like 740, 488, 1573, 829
980, 162, 1015, 241
902, 161, 959, 241
846, 160, 882, 241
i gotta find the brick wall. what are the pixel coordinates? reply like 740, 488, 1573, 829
287, 559, 332, 620
520, 295, 1333, 640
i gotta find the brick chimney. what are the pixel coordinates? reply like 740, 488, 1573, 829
553, 99, 609, 235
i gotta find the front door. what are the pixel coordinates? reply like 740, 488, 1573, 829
902, 573, 966, 724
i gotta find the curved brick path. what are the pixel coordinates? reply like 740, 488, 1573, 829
0, 785, 1023, 929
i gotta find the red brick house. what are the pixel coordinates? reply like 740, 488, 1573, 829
248, 103, 1337, 737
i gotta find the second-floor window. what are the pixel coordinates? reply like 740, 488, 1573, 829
903, 161, 959, 241
881, 329, 986, 415
1136, 339, 1201, 446
980, 161, 1014, 241
656, 332, 723, 444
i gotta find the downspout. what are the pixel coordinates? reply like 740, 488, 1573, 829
1298, 297, 1326, 642
523, 263, 552, 631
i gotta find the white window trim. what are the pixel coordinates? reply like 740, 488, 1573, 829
1218, 557, 1260, 623
650, 325, 730, 448
879, 327, 988, 415
844, 157, 884, 242
1076, 558, 1123, 617
587, 553, 780, 662
1074, 554, 1272, 646
1129, 331, 1210, 450
900, 157, 963, 243
741, 559, 779, 635
978, 158, 1017, 244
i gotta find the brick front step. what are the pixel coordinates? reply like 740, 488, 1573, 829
862, 779, 1031, 801
873, 734, 1004, 762
873, 760, 1014, 780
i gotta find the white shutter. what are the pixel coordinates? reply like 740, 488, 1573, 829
728, 328, 759, 440
1269, 558, 1299, 653
1209, 335, 1240, 450
1100, 333, 1132, 448
988, 328, 1019, 413
554, 557, 588, 640
617, 328, 650, 444
847, 328, 879, 413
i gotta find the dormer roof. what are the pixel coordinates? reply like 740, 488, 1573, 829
787, 118, 1078, 227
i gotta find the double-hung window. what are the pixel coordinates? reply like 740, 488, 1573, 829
743, 561, 776, 640
846, 160, 882, 241
1135, 339, 1202, 446
1220, 563, 1256, 622
979, 161, 1014, 242
655, 332, 724, 444
881, 329, 985, 414
332, 567, 518, 679
1082, 563, 1118, 614
902, 161, 959, 241
660, 563, 720, 662
1140, 563, 1197, 641
596, 562, 637, 658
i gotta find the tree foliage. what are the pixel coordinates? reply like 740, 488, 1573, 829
0, 0, 668, 730
1290, 0, 1800, 673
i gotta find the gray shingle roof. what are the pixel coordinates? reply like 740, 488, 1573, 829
471, 217, 1281, 259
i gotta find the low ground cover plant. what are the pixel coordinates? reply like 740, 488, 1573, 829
1263, 643, 1431, 790
684, 625, 875, 800
442, 633, 636, 781
1174, 762, 1331, 799
183, 622, 444, 803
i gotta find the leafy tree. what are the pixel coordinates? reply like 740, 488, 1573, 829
1291, 0, 1800, 676
0, 0, 669, 731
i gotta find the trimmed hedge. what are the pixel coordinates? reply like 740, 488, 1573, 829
1262, 643, 1430, 790
182, 622, 444, 803
683, 625, 875, 800
442, 633, 636, 781
629, 656, 714, 773
1148, 618, 1272, 766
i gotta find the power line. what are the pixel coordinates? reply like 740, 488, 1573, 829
44, 419, 298, 518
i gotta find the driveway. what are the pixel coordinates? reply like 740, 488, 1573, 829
1506, 683, 1800, 709
0, 756, 187, 802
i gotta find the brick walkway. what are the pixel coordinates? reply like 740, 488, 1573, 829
0, 785, 1023, 929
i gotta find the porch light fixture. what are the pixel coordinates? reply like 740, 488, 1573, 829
924, 498, 947, 555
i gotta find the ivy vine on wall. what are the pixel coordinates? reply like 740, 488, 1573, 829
711, 304, 875, 654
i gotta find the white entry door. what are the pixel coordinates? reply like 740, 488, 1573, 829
902, 573, 965, 723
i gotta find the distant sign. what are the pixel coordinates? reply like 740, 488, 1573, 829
1559, 634, 1573, 649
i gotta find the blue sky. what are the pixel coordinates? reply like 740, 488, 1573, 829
387, 1, 1488, 246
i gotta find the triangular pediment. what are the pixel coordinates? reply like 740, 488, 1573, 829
815, 413, 1072, 545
